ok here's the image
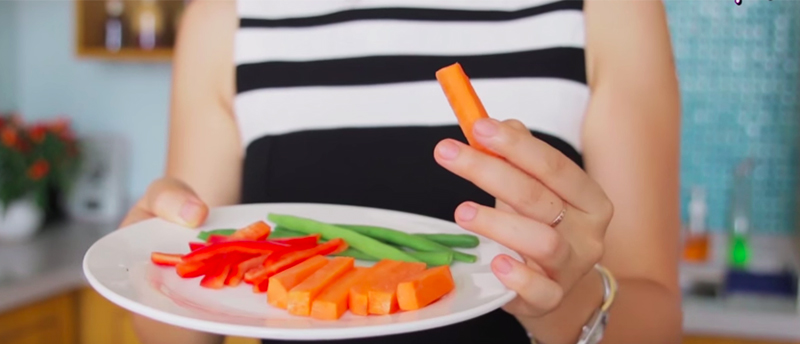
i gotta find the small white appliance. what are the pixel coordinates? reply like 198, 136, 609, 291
65, 133, 129, 225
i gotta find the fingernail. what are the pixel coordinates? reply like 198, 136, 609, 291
494, 257, 513, 275
474, 119, 498, 137
180, 199, 204, 225
456, 202, 478, 221
436, 140, 460, 160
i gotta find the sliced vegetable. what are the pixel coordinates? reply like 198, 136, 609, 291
331, 248, 378, 261
267, 214, 420, 263
267, 255, 329, 309
182, 240, 295, 264
348, 259, 405, 316
207, 235, 230, 244
226, 254, 270, 287
311, 267, 369, 321
188, 242, 206, 251
269, 234, 321, 247
405, 251, 453, 266
287, 257, 355, 316
414, 233, 480, 248
176, 260, 211, 278
197, 229, 236, 242
397, 266, 455, 311
435, 62, 497, 156
230, 220, 272, 241
367, 262, 427, 315
336, 224, 475, 263
245, 239, 347, 285
200, 263, 231, 289
151, 252, 183, 266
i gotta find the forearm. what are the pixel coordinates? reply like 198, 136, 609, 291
132, 314, 224, 344
518, 273, 682, 344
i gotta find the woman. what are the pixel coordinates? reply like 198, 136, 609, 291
124, 0, 683, 343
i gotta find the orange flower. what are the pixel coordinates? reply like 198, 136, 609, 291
29, 125, 47, 143
1, 127, 17, 147
27, 159, 50, 181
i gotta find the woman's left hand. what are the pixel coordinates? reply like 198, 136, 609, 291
434, 118, 614, 317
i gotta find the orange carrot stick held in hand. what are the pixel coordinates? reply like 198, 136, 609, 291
435, 62, 497, 157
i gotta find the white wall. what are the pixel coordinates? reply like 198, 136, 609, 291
13, 0, 173, 199
0, 1, 18, 112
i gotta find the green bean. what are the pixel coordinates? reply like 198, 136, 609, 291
405, 251, 453, 266
331, 248, 380, 261
336, 224, 477, 263
197, 229, 236, 241
267, 214, 421, 263
414, 233, 480, 248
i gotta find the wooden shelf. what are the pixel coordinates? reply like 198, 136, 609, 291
76, 47, 173, 62
74, 0, 185, 63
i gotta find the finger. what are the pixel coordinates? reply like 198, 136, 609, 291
119, 202, 155, 228
492, 254, 564, 315
502, 119, 529, 134
455, 202, 571, 274
472, 118, 610, 213
435, 138, 565, 224
144, 178, 209, 228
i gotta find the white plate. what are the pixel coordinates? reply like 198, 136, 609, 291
83, 203, 519, 341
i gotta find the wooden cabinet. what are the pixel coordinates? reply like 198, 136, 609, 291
2, 288, 800, 344
0, 292, 77, 344
74, 0, 187, 62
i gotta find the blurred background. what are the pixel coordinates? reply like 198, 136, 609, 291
1, 0, 799, 343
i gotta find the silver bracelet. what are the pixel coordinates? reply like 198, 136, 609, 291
530, 264, 618, 344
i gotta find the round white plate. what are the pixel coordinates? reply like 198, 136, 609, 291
83, 203, 519, 341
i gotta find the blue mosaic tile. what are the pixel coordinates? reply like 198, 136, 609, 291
664, 0, 800, 233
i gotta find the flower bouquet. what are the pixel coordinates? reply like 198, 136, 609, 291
0, 114, 81, 238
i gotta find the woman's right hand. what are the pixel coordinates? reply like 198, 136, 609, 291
120, 177, 210, 229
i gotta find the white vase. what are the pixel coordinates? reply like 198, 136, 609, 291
0, 197, 45, 242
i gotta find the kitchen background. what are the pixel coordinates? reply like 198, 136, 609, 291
0, 0, 799, 344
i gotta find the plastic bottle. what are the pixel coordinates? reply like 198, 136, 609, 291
683, 186, 710, 262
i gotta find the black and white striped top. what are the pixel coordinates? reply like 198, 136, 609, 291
234, 1, 588, 342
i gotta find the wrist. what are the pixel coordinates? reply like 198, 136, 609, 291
517, 267, 606, 344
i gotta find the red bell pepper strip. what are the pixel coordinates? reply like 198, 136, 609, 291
151, 252, 183, 266
188, 242, 206, 251
230, 220, 272, 241
176, 260, 211, 278
182, 240, 297, 264
244, 238, 347, 285
207, 235, 230, 244
253, 277, 270, 293
200, 263, 231, 289
226, 254, 270, 287
269, 234, 320, 247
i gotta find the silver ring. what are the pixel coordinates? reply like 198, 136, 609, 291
550, 208, 566, 227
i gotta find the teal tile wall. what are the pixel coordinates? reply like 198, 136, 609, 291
664, 0, 800, 233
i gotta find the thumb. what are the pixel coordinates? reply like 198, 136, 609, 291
145, 178, 209, 228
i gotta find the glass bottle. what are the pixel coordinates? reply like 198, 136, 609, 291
104, 0, 124, 52
130, 0, 166, 50
729, 158, 753, 269
683, 186, 710, 262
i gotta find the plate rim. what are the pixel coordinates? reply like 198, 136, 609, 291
82, 202, 518, 340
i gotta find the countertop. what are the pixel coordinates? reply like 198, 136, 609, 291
0, 221, 111, 312
1, 223, 799, 341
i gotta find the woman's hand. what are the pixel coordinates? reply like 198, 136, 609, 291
434, 118, 614, 318
120, 177, 210, 229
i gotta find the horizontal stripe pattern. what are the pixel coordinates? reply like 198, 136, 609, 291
237, 0, 568, 20
236, 48, 586, 92
234, 10, 585, 64
239, 0, 581, 28
234, 78, 589, 152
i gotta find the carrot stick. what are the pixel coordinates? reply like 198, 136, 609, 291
367, 262, 427, 315
397, 265, 455, 311
310, 267, 370, 321
287, 257, 355, 316
435, 62, 497, 156
348, 260, 405, 316
267, 255, 329, 309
